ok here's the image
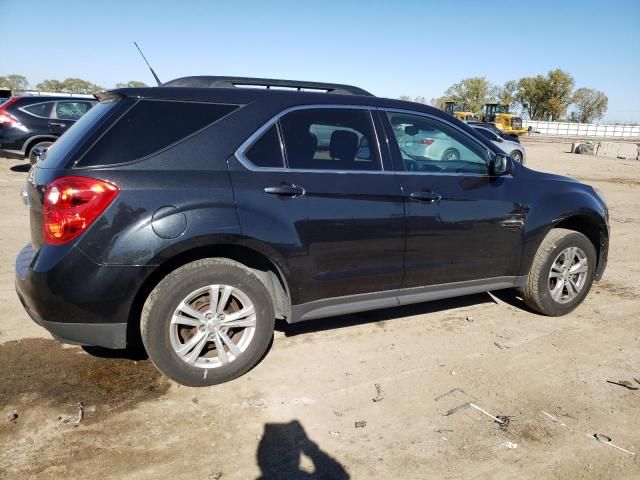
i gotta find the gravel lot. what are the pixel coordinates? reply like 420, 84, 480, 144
1, 141, 638, 479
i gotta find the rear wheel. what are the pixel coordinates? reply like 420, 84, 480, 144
521, 228, 596, 316
28, 141, 53, 165
141, 258, 275, 386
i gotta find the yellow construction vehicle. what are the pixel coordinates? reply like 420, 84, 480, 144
443, 101, 479, 122
482, 103, 527, 136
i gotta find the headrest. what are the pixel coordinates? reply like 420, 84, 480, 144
329, 130, 358, 161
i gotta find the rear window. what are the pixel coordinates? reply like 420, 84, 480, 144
23, 102, 54, 118
77, 100, 238, 167
39, 99, 122, 169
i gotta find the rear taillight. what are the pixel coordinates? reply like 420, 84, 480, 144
43, 176, 119, 245
417, 138, 434, 145
0, 97, 20, 126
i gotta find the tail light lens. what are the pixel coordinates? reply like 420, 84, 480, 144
43, 176, 119, 245
0, 97, 20, 126
417, 138, 434, 145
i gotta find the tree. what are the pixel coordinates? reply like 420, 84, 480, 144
115, 80, 148, 88
398, 95, 412, 101
0, 74, 29, 91
571, 88, 608, 123
445, 77, 493, 113
430, 96, 450, 108
60, 78, 103, 94
497, 80, 518, 110
516, 69, 574, 121
36, 79, 65, 92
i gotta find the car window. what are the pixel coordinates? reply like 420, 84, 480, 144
279, 108, 380, 171
474, 127, 498, 141
78, 100, 239, 167
56, 101, 93, 120
245, 124, 284, 168
386, 112, 489, 175
23, 102, 54, 118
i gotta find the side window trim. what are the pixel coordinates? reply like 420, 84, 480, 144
236, 105, 385, 174
378, 108, 497, 176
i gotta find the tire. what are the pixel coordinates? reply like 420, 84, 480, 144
141, 258, 275, 386
521, 228, 597, 316
510, 150, 523, 163
441, 148, 460, 161
28, 141, 53, 165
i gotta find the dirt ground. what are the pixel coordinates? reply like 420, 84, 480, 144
1, 141, 639, 479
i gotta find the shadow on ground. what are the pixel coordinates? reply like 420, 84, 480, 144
257, 420, 349, 479
10, 163, 30, 173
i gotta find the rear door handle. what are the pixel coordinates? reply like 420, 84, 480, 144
410, 191, 442, 203
49, 122, 67, 127
264, 184, 305, 197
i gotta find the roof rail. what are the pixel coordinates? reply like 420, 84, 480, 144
162, 76, 373, 96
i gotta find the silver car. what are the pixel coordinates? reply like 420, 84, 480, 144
471, 126, 526, 164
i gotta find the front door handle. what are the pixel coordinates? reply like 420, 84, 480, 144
50, 122, 67, 128
410, 191, 442, 203
264, 184, 305, 197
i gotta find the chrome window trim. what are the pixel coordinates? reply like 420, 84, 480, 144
235, 104, 385, 174
18, 101, 56, 119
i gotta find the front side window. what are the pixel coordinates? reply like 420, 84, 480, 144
386, 112, 489, 175
279, 108, 380, 171
56, 101, 93, 120
474, 127, 498, 141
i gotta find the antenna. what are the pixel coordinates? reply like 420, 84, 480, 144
133, 42, 162, 86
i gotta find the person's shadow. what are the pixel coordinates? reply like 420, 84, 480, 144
257, 420, 349, 479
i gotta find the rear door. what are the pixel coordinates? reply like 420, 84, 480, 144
49, 101, 95, 135
228, 106, 405, 307
381, 110, 525, 288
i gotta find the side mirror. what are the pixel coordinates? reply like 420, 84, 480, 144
491, 153, 511, 175
495, 136, 504, 142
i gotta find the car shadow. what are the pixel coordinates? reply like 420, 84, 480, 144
257, 420, 349, 479
276, 291, 503, 337
81, 345, 148, 361
10, 163, 30, 172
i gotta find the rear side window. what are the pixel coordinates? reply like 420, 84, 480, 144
245, 125, 284, 168
279, 108, 380, 171
22, 102, 54, 118
56, 101, 93, 120
78, 100, 238, 167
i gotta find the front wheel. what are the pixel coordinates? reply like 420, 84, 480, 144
441, 148, 460, 161
510, 150, 523, 163
521, 228, 597, 316
28, 141, 52, 165
141, 258, 275, 386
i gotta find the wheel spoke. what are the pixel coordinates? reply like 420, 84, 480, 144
218, 331, 242, 358
564, 247, 577, 265
177, 302, 205, 321
208, 285, 220, 311
549, 270, 562, 279
184, 333, 210, 365
550, 279, 564, 301
175, 330, 206, 356
222, 305, 256, 327
569, 258, 588, 274
212, 333, 229, 364
566, 278, 579, 298
551, 262, 563, 273
217, 285, 233, 315
171, 315, 203, 327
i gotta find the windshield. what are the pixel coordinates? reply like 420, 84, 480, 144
39, 98, 122, 169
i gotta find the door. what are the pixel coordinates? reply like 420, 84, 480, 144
228, 107, 405, 306
49, 101, 94, 135
381, 110, 524, 288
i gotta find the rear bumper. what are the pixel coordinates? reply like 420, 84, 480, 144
15, 243, 153, 349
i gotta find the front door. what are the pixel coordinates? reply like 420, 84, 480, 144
228, 106, 405, 307
381, 110, 524, 288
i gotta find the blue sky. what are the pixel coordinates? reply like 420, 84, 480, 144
1, 0, 639, 121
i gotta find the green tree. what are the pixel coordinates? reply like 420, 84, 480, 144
445, 77, 493, 113
115, 80, 148, 88
516, 69, 575, 121
36, 79, 65, 92
571, 88, 608, 123
497, 80, 518, 109
60, 78, 103, 94
398, 95, 412, 101
0, 74, 29, 91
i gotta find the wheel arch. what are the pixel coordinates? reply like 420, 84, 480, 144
126, 243, 291, 349
24, 136, 56, 157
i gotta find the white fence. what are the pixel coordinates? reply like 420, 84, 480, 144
523, 120, 640, 139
